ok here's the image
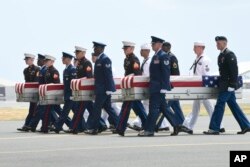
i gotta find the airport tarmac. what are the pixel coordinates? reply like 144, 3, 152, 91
0, 116, 250, 167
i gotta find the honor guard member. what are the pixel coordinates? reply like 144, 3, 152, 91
25, 54, 48, 132
40, 54, 60, 133
138, 36, 179, 137
204, 36, 250, 135
69, 46, 106, 134
129, 43, 152, 131
51, 52, 77, 133
91, 52, 120, 130
71, 46, 107, 134
129, 43, 170, 131
180, 42, 225, 134
156, 42, 185, 134
17, 53, 40, 132
85, 42, 118, 135
116, 41, 147, 136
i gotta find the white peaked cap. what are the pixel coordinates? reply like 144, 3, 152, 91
75, 46, 87, 52
24, 53, 36, 59
140, 43, 151, 50
194, 41, 205, 46
44, 54, 56, 61
122, 41, 136, 47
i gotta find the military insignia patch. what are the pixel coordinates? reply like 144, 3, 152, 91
133, 63, 139, 69
86, 66, 92, 72
154, 60, 160, 64
173, 62, 177, 68
105, 64, 111, 68
164, 60, 169, 65
53, 74, 59, 79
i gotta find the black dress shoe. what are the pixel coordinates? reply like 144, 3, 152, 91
109, 124, 116, 131
179, 125, 193, 134
219, 128, 226, 133
84, 129, 98, 135
63, 129, 73, 133
237, 127, 250, 134
203, 130, 219, 135
50, 125, 60, 134
26, 126, 36, 132
170, 127, 179, 136
17, 126, 29, 132
98, 125, 108, 133
72, 130, 78, 135
138, 131, 154, 137
158, 127, 170, 132
128, 124, 143, 132
37, 129, 48, 134
112, 130, 124, 136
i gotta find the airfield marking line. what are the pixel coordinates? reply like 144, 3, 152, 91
1, 142, 250, 154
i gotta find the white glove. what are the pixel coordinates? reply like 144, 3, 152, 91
106, 91, 113, 95
160, 89, 168, 94
228, 87, 235, 92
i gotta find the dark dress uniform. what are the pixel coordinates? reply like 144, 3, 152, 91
27, 65, 47, 131
87, 50, 119, 134
70, 56, 96, 133
22, 64, 40, 128
41, 65, 60, 132
156, 52, 185, 130
139, 40, 179, 136
54, 62, 77, 132
207, 46, 250, 134
116, 53, 147, 136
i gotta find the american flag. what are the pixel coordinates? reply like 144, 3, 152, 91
202, 75, 243, 88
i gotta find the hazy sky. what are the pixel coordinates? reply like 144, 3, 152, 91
0, 0, 250, 83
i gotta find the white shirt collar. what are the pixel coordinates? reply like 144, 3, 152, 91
154, 49, 161, 55
221, 47, 227, 53
97, 53, 104, 60
65, 64, 71, 69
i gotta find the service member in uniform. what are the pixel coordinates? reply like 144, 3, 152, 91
40, 55, 60, 133
138, 36, 179, 137
51, 52, 77, 133
25, 54, 48, 132
128, 43, 152, 131
180, 41, 225, 134
91, 52, 120, 130
116, 41, 147, 136
17, 53, 40, 132
85, 42, 118, 135
156, 42, 185, 133
69, 46, 107, 134
204, 36, 250, 135
127, 43, 170, 132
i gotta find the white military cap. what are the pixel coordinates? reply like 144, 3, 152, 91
140, 43, 151, 50
194, 41, 205, 46
122, 41, 136, 48
44, 54, 56, 61
24, 53, 35, 59
75, 46, 87, 52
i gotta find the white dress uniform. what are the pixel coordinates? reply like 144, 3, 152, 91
182, 52, 215, 130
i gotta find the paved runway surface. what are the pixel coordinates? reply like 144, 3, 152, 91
0, 116, 250, 167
